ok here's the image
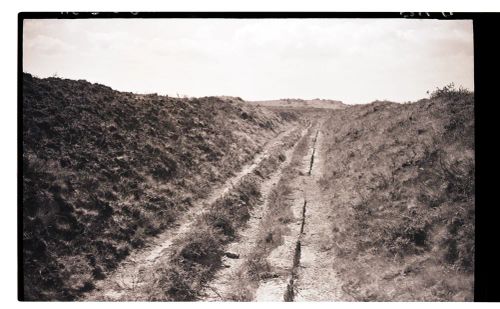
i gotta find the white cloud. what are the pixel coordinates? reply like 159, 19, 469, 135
23, 18, 474, 104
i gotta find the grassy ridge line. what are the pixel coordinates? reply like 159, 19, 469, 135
144, 126, 307, 301
22, 74, 297, 300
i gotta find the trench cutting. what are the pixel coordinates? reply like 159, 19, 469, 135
285, 128, 320, 301
300, 201, 307, 234
308, 130, 320, 176
284, 200, 307, 302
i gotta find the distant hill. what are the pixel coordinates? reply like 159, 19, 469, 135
247, 98, 347, 109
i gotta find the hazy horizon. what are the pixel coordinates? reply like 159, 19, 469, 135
23, 18, 474, 104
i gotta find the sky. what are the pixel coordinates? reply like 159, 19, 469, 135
23, 18, 474, 104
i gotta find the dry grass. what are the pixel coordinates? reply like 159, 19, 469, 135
22, 73, 295, 300
318, 86, 474, 301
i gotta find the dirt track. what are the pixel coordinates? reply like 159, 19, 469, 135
254, 123, 351, 301
196, 119, 351, 301
83, 125, 307, 301
199, 125, 310, 301
84, 119, 351, 302
291, 129, 352, 301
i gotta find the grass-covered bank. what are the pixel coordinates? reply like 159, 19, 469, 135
318, 86, 474, 301
22, 73, 297, 300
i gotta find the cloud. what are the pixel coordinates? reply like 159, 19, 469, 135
23, 18, 474, 104
25, 34, 75, 54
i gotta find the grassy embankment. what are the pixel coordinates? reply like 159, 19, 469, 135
318, 85, 474, 301
22, 73, 298, 300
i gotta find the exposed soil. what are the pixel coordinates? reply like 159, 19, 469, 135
252, 124, 352, 301
292, 129, 352, 301
196, 120, 353, 302
254, 126, 324, 301
199, 125, 311, 301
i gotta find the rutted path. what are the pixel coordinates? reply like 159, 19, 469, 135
253, 126, 320, 301
253, 122, 352, 301
286, 128, 352, 301
196, 120, 349, 302
199, 125, 311, 301
83, 125, 303, 301
83, 118, 352, 301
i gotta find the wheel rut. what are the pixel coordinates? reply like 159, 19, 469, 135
284, 130, 318, 302
84, 119, 349, 302
198, 125, 311, 301
254, 124, 351, 302
82, 125, 302, 301
290, 128, 352, 301
283, 199, 307, 302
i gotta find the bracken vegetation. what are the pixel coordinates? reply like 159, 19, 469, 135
22, 73, 296, 300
